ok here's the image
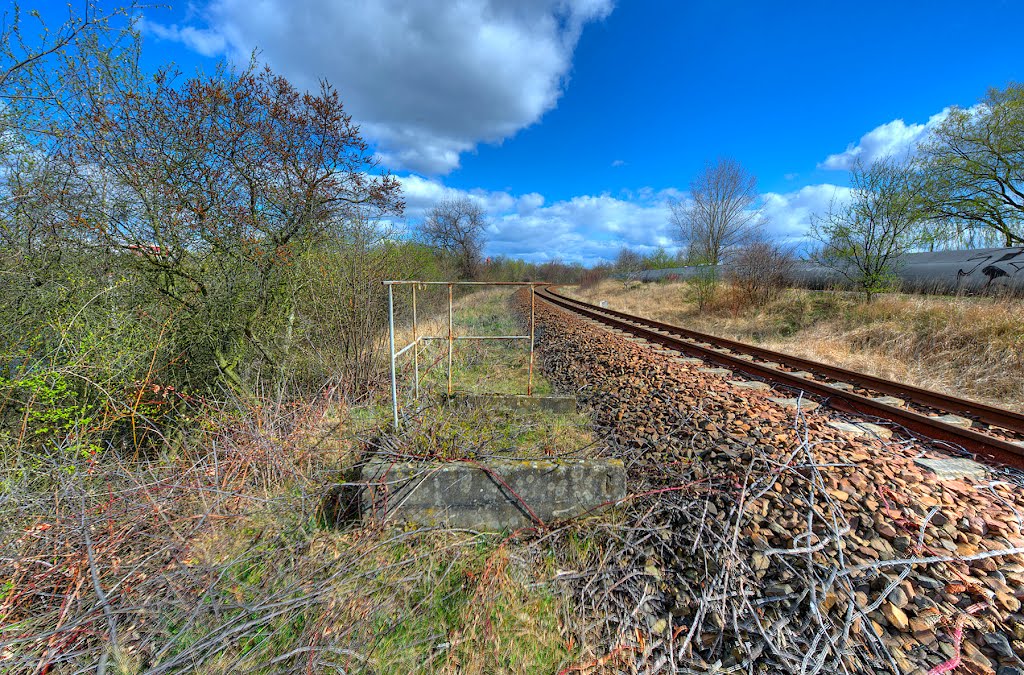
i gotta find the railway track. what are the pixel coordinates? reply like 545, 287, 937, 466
536, 285, 1024, 470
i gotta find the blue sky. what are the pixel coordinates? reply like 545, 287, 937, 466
67, 2, 1024, 263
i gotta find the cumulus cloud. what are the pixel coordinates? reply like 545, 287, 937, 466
141, 0, 613, 175
393, 176, 856, 264
396, 175, 676, 265
818, 108, 955, 171
135, 16, 227, 57
761, 184, 853, 245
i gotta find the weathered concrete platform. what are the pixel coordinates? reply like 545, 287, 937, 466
361, 457, 625, 530
452, 393, 576, 413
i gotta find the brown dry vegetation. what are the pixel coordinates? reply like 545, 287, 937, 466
1, 290, 602, 673
566, 279, 1024, 411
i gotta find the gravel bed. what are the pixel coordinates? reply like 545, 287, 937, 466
522, 292, 1024, 675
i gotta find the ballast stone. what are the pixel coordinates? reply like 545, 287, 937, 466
361, 458, 626, 531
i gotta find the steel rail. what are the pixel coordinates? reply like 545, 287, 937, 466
535, 286, 1024, 469
543, 286, 1024, 434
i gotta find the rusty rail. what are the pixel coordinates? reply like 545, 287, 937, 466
536, 285, 1024, 469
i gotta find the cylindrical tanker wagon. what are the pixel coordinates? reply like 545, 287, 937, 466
636, 247, 1024, 295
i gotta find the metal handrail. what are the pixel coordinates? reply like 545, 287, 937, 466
384, 281, 545, 428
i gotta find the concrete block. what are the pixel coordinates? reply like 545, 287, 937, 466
361, 458, 626, 531
729, 380, 771, 391
930, 413, 972, 428
790, 371, 814, 379
914, 457, 988, 481
826, 382, 854, 391
455, 393, 576, 414
699, 367, 732, 376
672, 357, 703, 365
828, 420, 893, 440
771, 397, 820, 412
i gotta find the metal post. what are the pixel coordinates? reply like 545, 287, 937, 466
447, 283, 454, 395
412, 284, 419, 399
388, 284, 399, 429
528, 285, 536, 396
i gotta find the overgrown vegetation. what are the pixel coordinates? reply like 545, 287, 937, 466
0, 7, 605, 672
569, 279, 1024, 411
811, 157, 924, 301
1, 273, 609, 671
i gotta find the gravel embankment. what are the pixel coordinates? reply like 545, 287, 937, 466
522, 292, 1024, 674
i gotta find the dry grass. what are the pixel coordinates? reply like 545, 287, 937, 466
0, 395, 586, 674
567, 279, 1024, 411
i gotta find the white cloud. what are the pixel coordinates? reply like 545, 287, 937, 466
611, 159, 626, 167
142, 0, 612, 175
396, 175, 676, 265
394, 176, 856, 264
818, 108, 954, 171
761, 184, 853, 245
135, 16, 227, 57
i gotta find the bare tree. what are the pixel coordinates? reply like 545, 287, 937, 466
727, 241, 796, 305
670, 158, 764, 266
614, 247, 644, 287
811, 157, 924, 302
421, 197, 487, 279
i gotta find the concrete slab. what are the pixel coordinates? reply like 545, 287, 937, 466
828, 420, 894, 440
361, 458, 626, 530
826, 382, 854, 391
672, 357, 703, 365
729, 380, 771, 391
455, 393, 576, 414
790, 371, 815, 379
871, 396, 906, 408
914, 457, 988, 481
699, 367, 732, 376
771, 397, 820, 412
931, 413, 972, 429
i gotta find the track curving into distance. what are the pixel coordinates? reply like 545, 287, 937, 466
537, 285, 1024, 470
